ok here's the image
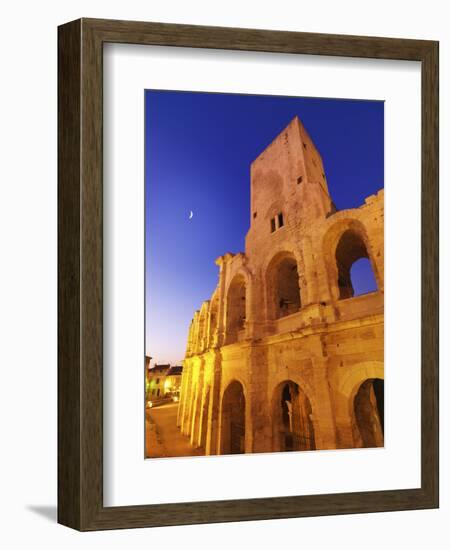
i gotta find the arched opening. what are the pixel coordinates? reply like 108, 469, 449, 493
350, 257, 378, 296
225, 275, 246, 344
276, 258, 301, 317
200, 387, 210, 449
267, 253, 301, 319
335, 230, 377, 299
353, 378, 384, 448
272, 381, 315, 452
220, 381, 246, 455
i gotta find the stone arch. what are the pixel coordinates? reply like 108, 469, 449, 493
271, 380, 316, 451
322, 218, 380, 301
266, 251, 302, 320
337, 361, 384, 400
225, 273, 247, 344
336, 361, 384, 448
353, 378, 384, 448
220, 380, 246, 455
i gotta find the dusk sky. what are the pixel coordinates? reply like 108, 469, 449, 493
145, 91, 384, 365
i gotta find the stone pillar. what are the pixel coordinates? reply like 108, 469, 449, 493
192, 312, 200, 354
312, 238, 335, 305
333, 397, 356, 449
196, 364, 210, 448
185, 362, 199, 438
177, 361, 189, 428
248, 345, 272, 453
185, 321, 194, 357
205, 305, 213, 348
243, 262, 264, 341
365, 196, 384, 292
205, 350, 222, 455
180, 362, 193, 434
214, 254, 233, 347
190, 361, 204, 446
310, 343, 338, 450
299, 236, 322, 307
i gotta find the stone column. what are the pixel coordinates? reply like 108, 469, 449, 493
180, 362, 193, 435
196, 362, 211, 448
215, 254, 233, 347
248, 344, 272, 453
190, 361, 204, 446
185, 362, 199, 438
299, 236, 320, 307
192, 311, 200, 354
310, 339, 338, 450
365, 198, 384, 292
205, 350, 222, 455
333, 397, 356, 449
177, 361, 189, 428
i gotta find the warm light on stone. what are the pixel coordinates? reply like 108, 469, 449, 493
177, 116, 384, 455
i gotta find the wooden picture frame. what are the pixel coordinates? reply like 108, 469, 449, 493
58, 18, 439, 531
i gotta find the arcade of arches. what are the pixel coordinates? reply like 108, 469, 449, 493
177, 116, 384, 455
272, 381, 315, 452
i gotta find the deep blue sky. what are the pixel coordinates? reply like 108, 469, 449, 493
145, 90, 384, 364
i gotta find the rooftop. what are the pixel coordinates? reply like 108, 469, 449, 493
167, 365, 183, 376
150, 363, 171, 373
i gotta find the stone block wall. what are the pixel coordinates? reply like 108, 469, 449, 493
178, 116, 384, 455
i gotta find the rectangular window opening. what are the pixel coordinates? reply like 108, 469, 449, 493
278, 213, 284, 228
270, 218, 276, 233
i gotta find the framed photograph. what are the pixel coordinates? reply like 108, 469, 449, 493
58, 18, 438, 530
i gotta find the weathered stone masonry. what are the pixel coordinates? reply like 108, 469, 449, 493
177, 116, 384, 454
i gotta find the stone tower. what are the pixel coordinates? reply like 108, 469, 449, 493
246, 116, 335, 258
175, 115, 384, 458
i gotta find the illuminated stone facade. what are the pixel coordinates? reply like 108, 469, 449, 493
177, 116, 384, 455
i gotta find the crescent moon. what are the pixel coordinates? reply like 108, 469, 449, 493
189, 210, 194, 220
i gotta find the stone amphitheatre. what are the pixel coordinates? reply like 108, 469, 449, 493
177, 116, 384, 455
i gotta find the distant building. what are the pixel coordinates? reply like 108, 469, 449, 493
145, 356, 152, 384
147, 364, 170, 398
165, 366, 183, 399
147, 363, 183, 399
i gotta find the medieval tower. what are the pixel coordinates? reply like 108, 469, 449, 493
177, 116, 384, 455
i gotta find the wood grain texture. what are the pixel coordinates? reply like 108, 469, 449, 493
57, 18, 439, 531
420, 40, 439, 505
57, 19, 82, 530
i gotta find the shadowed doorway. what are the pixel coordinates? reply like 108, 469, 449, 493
220, 381, 246, 454
272, 380, 315, 452
354, 378, 384, 447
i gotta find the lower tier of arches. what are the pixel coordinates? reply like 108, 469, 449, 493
178, 349, 384, 455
